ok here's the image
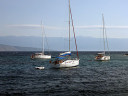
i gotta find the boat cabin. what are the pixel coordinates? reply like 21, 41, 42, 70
95, 53, 104, 59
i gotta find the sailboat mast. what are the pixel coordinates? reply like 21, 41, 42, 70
41, 21, 44, 54
69, 0, 70, 52
102, 14, 106, 55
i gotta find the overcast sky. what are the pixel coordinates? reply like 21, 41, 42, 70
1, 0, 128, 38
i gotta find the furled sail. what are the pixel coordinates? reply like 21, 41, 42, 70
59, 51, 71, 56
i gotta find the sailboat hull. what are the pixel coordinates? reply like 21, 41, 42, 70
50, 0, 80, 68
52, 59, 79, 68
95, 56, 110, 61
31, 53, 51, 59
35, 55, 51, 59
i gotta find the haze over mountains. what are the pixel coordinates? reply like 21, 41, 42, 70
0, 44, 41, 51
0, 36, 127, 51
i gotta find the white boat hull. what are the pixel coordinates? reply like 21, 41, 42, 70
31, 53, 51, 59
52, 59, 79, 68
35, 55, 51, 59
35, 67, 45, 70
95, 56, 110, 61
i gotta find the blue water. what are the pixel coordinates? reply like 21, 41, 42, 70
0, 51, 128, 96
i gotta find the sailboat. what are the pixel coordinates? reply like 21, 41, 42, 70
49, 0, 79, 68
95, 14, 110, 61
31, 21, 51, 59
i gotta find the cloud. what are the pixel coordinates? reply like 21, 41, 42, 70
76, 25, 101, 29
8, 24, 128, 30
8, 24, 40, 27
76, 25, 128, 29
8, 24, 65, 30
106, 26, 128, 29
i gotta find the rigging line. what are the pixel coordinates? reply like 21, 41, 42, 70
102, 14, 110, 55
41, 20, 51, 54
104, 28, 110, 55
69, 0, 70, 52
43, 25, 51, 54
98, 23, 102, 51
69, 6, 79, 59
41, 20, 44, 54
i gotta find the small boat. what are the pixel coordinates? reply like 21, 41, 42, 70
95, 14, 110, 61
50, 0, 79, 68
35, 66, 45, 70
31, 21, 51, 59
124, 54, 128, 56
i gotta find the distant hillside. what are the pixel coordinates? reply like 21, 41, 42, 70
0, 44, 41, 51
0, 36, 128, 51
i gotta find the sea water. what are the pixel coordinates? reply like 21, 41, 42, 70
0, 51, 128, 96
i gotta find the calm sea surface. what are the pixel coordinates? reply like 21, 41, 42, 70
0, 51, 128, 96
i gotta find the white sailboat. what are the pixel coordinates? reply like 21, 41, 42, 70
50, 0, 79, 68
31, 22, 51, 59
95, 14, 110, 61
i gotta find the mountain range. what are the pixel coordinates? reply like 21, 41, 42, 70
0, 36, 128, 51
0, 44, 41, 51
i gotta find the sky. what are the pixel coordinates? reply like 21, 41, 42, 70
1, 0, 128, 38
